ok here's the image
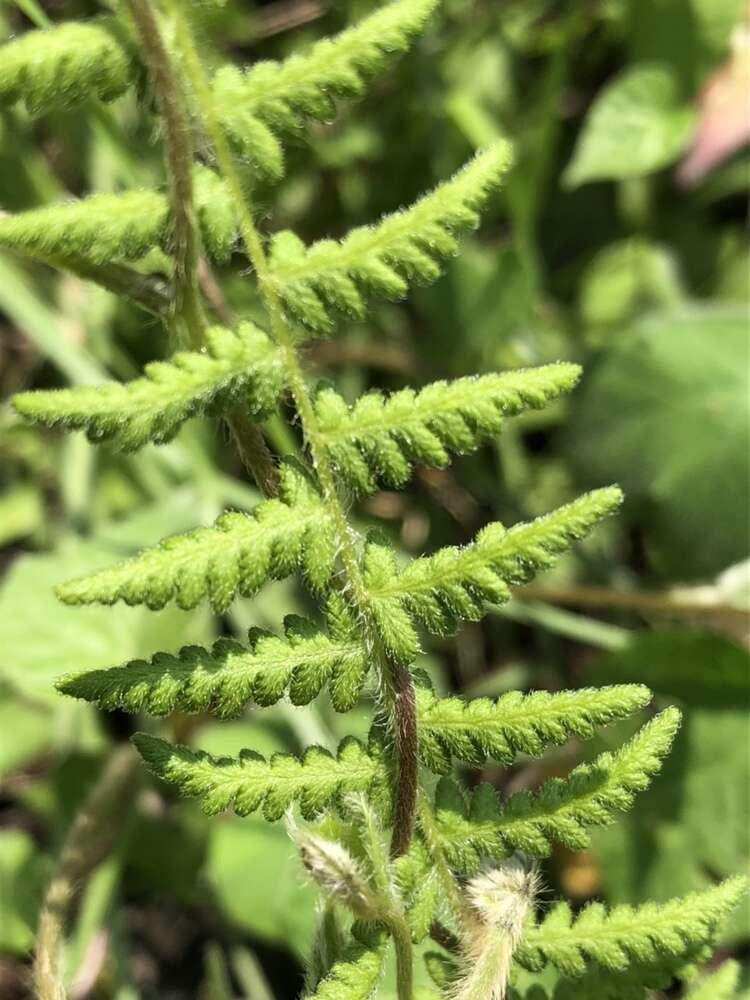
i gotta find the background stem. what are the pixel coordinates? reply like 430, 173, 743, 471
34, 746, 139, 1000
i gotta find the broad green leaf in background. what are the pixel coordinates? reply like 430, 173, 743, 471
690, 0, 744, 55
564, 64, 696, 187
590, 632, 749, 944
567, 307, 750, 579
0, 830, 50, 954
591, 631, 749, 709
205, 817, 317, 961
579, 238, 683, 328
0, 542, 210, 698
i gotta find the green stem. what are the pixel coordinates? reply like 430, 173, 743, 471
127, 0, 277, 497
386, 914, 414, 1000
34, 746, 140, 1000
167, 0, 419, 867
125, 0, 205, 347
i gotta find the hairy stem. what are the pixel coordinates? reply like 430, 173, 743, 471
126, 0, 205, 346
226, 405, 280, 498
34, 745, 139, 1000
128, 0, 277, 497
167, 0, 419, 869
386, 913, 414, 1000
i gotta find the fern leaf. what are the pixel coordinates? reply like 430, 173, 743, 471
268, 142, 512, 333
316, 364, 580, 494
307, 934, 387, 1000
133, 733, 388, 821
56, 463, 337, 611
0, 169, 234, 266
193, 164, 238, 261
434, 707, 680, 872
57, 597, 368, 715
365, 487, 623, 656
13, 324, 283, 451
212, 0, 438, 182
516, 877, 747, 978
0, 191, 168, 265
0, 21, 133, 116
394, 838, 442, 942
415, 681, 652, 774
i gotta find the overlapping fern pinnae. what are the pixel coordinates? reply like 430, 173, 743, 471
306, 935, 387, 1000
315, 363, 581, 494
55, 463, 337, 611
134, 733, 388, 820
57, 598, 368, 715
415, 682, 652, 773
211, 0, 439, 182
433, 707, 681, 871
0, 168, 234, 267
13, 324, 284, 451
268, 142, 513, 333
0, 20, 134, 116
364, 487, 623, 661
516, 876, 748, 978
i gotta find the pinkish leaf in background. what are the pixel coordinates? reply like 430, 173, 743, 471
678, 21, 750, 185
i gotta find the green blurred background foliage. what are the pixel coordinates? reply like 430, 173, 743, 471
0, 0, 747, 997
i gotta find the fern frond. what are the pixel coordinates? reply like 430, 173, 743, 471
193, 164, 238, 261
516, 877, 747, 978
0, 21, 133, 116
0, 169, 234, 266
365, 487, 623, 659
434, 707, 680, 872
56, 462, 337, 611
0, 191, 167, 265
415, 681, 652, 774
133, 733, 388, 820
394, 838, 441, 942
268, 142, 512, 333
57, 597, 368, 714
212, 0, 438, 182
316, 364, 580, 494
13, 324, 283, 451
307, 934, 387, 1000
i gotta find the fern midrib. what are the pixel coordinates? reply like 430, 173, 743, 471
189, 750, 382, 792
318, 368, 573, 447
522, 902, 709, 951
418, 691, 639, 735
224, 1, 430, 114
43, 348, 280, 420
95, 503, 326, 583
439, 752, 642, 844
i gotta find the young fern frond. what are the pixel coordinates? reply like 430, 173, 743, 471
55, 463, 336, 611
211, 0, 439, 182
516, 876, 748, 978
306, 934, 388, 1000
433, 707, 680, 871
0, 167, 234, 266
364, 487, 623, 662
0, 20, 134, 116
315, 364, 581, 494
57, 597, 368, 715
268, 142, 513, 333
415, 681, 652, 773
133, 733, 388, 821
393, 839, 442, 941
13, 324, 283, 451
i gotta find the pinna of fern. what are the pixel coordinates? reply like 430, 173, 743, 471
7, 1, 747, 999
